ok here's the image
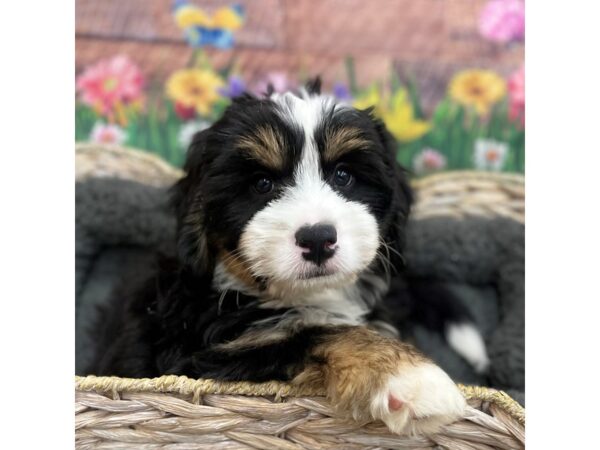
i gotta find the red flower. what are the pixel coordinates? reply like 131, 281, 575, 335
174, 101, 196, 120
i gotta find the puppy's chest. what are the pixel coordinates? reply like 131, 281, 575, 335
260, 286, 371, 328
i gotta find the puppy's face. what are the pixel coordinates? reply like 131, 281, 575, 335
175, 85, 411, 297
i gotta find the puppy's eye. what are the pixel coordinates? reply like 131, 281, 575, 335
254, 177, 273, 194
333, 167, 353, 187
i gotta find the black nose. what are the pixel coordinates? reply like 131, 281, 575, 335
295, 223, 337, 266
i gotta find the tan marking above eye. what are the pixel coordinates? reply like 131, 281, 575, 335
324, 127, 371, 162
236, 126, 285, 170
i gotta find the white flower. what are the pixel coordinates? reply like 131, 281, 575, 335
413, 148, 447, 174
89, 122, 127, 145
178, 120, 211, 150
474, 138, 508, 171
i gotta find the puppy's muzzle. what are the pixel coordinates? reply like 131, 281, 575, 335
295, 223, 337, 266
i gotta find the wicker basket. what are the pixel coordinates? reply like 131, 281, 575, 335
75, 143, 183, 187
75, 144, 525, 449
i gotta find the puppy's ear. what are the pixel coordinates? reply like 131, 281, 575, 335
372, 114, 413, 269
171, 129, 214, 275
305, 77, 322, 95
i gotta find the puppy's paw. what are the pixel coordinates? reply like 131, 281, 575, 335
370, 363, 466, 435
295, 327, 467, 435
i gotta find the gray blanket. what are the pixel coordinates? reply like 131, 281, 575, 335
76, 177, 524, 405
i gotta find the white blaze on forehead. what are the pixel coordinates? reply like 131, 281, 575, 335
270, 89, 339, 187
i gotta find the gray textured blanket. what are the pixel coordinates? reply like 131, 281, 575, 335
75, 177, 524, 405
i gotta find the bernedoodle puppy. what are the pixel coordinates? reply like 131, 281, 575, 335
91, 80, 476, 434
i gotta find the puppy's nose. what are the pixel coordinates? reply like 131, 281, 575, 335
295, 223, 337, 266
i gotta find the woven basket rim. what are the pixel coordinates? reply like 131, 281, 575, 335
410, 170, 524, 188
75, 374, 524, 425
75, 142, 184, 178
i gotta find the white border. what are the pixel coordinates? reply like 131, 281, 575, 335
527, 1, 600, 448
3, 0, 600, 447
0, 1, 74, 447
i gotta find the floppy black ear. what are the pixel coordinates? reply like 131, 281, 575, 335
372, 115, 413, 270
171, 129, 214, 275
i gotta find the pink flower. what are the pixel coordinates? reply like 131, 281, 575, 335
413, 148, 447, 174
251, 72, 295, 96
89, 122, 127, 145
479, 0, 525, 44
508, 65, 525, 127
76, 55, 144, 117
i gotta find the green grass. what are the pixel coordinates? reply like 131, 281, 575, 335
75, 82, 524, 174
395, 98, 524, 174
76, 102, 187, 167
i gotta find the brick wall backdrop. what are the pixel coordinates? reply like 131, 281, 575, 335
76, 0, 524, 111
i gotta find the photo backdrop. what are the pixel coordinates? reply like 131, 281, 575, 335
75, 0, 525, 176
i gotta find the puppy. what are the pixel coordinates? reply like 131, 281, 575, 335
92, 80, 467, 434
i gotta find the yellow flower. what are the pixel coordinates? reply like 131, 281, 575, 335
166, 69, 224, 116
353, 86, 429, 142
380, 90, 431, 142
174, 5, 212, 29
174, 5, 243, 31
352, 85, 381, 111
449, 69, 507, 115
212, 7, 244, 30
353, 86, 430, 142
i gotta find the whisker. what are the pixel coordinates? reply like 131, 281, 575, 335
217, 288, 228, 315
378, 239, 405, 271
380, 240, 404, 259
375, 250, 392, 280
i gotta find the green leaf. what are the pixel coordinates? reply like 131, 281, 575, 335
405, 75, 424, 120
345, 56, 357, 94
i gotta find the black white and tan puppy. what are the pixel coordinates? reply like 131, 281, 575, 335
92, 80, 473, 434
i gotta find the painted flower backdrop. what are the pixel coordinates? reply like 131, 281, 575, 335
75, 0, 524, 175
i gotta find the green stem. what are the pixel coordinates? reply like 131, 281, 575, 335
345, 56, 357, 93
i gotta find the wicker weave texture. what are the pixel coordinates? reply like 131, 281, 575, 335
75, 143, 183, 187
411, 171, 524, 224
76, 376, 525, 450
